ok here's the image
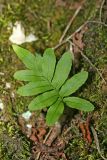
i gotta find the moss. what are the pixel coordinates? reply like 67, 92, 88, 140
0, 0, 107, 159
0, 121, 31, 160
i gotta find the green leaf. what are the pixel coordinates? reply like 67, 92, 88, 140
42, 48, 56, 81
60, 71, 88, 97
35, 54, 43, 74
17, 81, 53, 96
64, 97, 94, 112
12, 45, 36, 70
52, 51, 72, 89
28, 90, 58, 111
14, 70, 44, 82
46, 99, 64, 126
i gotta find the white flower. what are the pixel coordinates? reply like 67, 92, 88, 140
9, 21, 38, 44
25, 33, 37, 42
9, 21, 26, 44
22, 111, 32, 121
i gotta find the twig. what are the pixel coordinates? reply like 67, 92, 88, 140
64, 126, 72, 136
80, 51, 106, 84
53, 21, 88, 50
54, 19, 107, 84
68, 40, 107, 84
36, 152, 41, 160
59, 5, 82, 43
87, 20, 107, 27
43, 128, 53, 144
54, 20, 107, 50
91, 126, 107, 160
99, 0, 105, 22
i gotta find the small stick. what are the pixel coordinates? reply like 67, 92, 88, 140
99, 0, 105, 22
80, 51, 106, 84
54, 20, 107, 50
68, 40, 107, 84
87, 20, 107, 27
43, 128, 53, 144
36, 152, 41, 160
91, 126, 107, 160
54, 32, 106, 84
64, 126, 72, 136
54, 21, 88, 50
59, 5, 82, 43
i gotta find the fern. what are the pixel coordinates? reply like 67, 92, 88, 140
13, 45, 94, 126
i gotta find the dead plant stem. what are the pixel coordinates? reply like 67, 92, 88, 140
99, 0, 105, 22
54, 20, 107, 84
54, 20, 107, 50
91, 126, 107, 160
59, 5, 82, 43
70, 40, 107, 84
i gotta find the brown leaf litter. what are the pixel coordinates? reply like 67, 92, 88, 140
18, 109, 94, 160
18, 111, 74, 160
72, 26, 88, 68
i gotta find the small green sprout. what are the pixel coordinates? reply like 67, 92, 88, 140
13, 45, 94, 126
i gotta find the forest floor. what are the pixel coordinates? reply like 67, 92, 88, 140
0, 0, 107, 160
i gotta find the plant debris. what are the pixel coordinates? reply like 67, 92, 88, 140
79, 115, 92, 144
1, 0, 107, 159
18, 111, 74, 159
72, 26, 88, 68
